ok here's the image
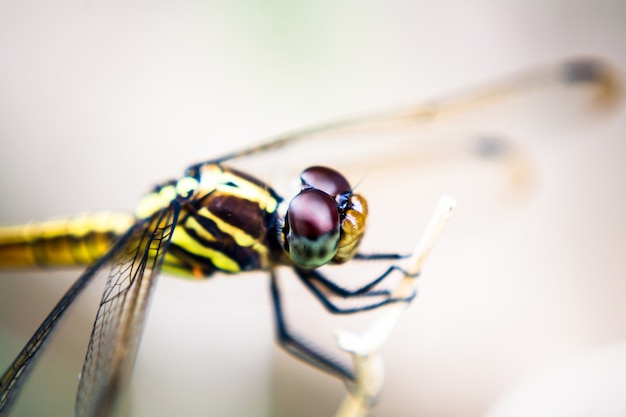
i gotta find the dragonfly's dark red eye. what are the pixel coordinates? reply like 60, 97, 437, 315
300, 166, 351, 196
285, 188, 340, 268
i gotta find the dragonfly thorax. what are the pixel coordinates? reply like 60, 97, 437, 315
153, 163, 283, 278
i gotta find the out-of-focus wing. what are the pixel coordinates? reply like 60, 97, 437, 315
196, 58, 619, 176
75, 205, 180, 417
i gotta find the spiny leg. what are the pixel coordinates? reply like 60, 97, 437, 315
353, 252, 411, 261
295, 266, 418, 315
270, 270, 355, 385
303, 264, 406, 297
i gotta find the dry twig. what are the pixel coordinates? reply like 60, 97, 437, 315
334, 196, 457, 417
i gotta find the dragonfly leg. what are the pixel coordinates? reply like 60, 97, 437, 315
295, 267, 417, 314
270, 270, 356, 384
308, 265, 405, 296
353, 252, 411, 261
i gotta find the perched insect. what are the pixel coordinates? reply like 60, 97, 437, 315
0, 58, 619, 417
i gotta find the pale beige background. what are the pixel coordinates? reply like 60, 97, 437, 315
0, 1, 625, 417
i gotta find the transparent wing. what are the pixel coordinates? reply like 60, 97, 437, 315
75, 205, 180, 417
195, 58, 619, 186
0, 225, 141, 416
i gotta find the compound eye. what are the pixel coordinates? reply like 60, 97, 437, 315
286, 189, 340, 268
300, 166, 351, 196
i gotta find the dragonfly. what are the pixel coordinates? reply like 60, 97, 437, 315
0, 58, 619, 417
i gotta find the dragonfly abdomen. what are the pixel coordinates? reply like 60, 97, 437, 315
0, 212, 134, 268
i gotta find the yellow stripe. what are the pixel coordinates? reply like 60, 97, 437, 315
199, 165, 278, 213
161, 252, 200, 279
135, 185, 178, 219
197, 206, 259, 249
193, 207, 270, 269
184, 215, 216, 243
171, 227, 240, 273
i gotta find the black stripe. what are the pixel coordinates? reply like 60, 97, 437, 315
186, 206, 230, 241
179, 222, 264, 273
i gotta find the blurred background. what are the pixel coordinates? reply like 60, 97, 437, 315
0, 1, 625, 416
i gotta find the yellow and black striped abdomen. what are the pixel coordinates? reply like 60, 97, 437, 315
0, 212, 134, 268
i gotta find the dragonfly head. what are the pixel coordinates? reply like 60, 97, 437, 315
283, 166, 368, 269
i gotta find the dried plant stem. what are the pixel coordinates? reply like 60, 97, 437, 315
334, 196, 457, 417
